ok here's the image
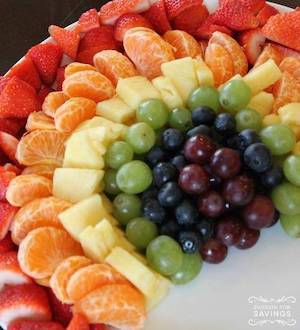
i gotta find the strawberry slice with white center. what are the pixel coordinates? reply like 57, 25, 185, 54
238, 28, 266, 65
0, 202, 18, 240
0, 132, 19, 165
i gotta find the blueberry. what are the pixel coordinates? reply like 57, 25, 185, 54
153, 162, 177, 187
214, 113, 236, 137
195, 219, 216, 241
145, 146, 167, 168
143, 199, 166, 224
231, 129, 261, 152
244, 143, 272, 173
192, 106, 216, 126
186, 125, 211, 139
175, 200, 199, 227
141, 187, 159, 202
178, 231, 203, 254
161, 128, 184, 151
158, 182, 183, 208
160, 220, 180, 239
170, 155, 187, 171
260, 165, 283, 189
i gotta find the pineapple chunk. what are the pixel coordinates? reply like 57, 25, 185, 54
53, 168, 104, 203
278, 103, 300, 126
117, 76, 161, 109
100, 193, 113, 213
193, 58, 214, 87
161, 57, 198, 101
152, 76, 184, 109
95, 219, 119, 249
247, 92, 274, 117
145, 274, 172, 311
262, 114, 281, 127
115, 228, 136, 252
243, 59, 282, 95
96, 96, 135, 123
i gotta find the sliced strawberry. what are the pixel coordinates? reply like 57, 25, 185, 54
8, 320, 64, 330
143, 0, 171, 35
90, 325, 108, 330
38, 86, 54, 105
0, 284, 52, 329
196, 15, 232, 39
0, 118, 25, 137
0, 77, 40, 119
0, 202, 18, 241
241, 0, 266, 14
67, 314, 89, 330
49, 25, 80, 59
47, 288, 72, 327
262, 10, 300, 52
173, 3, 209, 36
0, 251, 32, 290
99, 0, 150, 25
0, 132, 19, 164
0, 170, 16, 200
238, 28, 266, 65
0, 77, 11, 94
76, 9, 100, 33
27, 43, 63, 85
114, 13, 153, 42
0, 233, 16, 254
6, 57, 41, 91
164, 0, 202, 20
256, 4, 279, 27
55, 67, 66, 91
2, 164, 21, 175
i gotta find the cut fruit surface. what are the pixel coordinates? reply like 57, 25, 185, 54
22, 164, 57, 179
26, 112, 56, 131
64, 63, 97, 79
42, 92, 69, 118
193, 58, 215, 87
247, 92, 274, 117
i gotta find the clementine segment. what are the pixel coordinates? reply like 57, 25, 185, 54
254, 43, 283, 67
18, 227, 83, 279
26, 112, 56, 131
55, 97, 96, 133
35, 277, 51, 287
123, 27, 175, 79
6, 174, 53, 207
279, 57, 300, 81
22, 164, 57, 179
11, 197, 71, 245
65, 62, 97, 79
42, 91, 69, 118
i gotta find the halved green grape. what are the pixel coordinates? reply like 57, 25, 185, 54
116, 160, 152, 194
126, 123, 156, 154
126, 217, 158, 249
219, 80, 252, 114
187, 86, 220, 113
260, 124, 296, 156
235, 108, 262, 132
137, 99, 169, 130
170, 252, 203, 285
113, 193, 142, 226
280, 214, 300, 238
168, 108, 192, 132
105, 141, 134, 169
271, 182, 300, 216
283, 155, 300, 187
104, 169, 121, 195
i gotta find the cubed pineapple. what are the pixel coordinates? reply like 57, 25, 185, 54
161, 57, 198, 101
53, 168, 104, 203
115, 228, 136, 252
262, 114, 281, 127
117, 76, 161, 109
243, 59, 282, 95
247, 92, 274, 117
152, 76, 184, 109
293, 141, 300, 155
100, 193, 113, 213
145, 274, 172, 311
95, 219, 119, 250
278, 103, 300, 126
193, 58, 214, 87
96, 96, 136, 123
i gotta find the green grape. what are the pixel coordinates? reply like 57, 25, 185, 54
168, 108, 192, 132
126, 123, 156, 154
187, 86, 220, 113
105, 141, 134, 169
146, 235, 183, 276
116, 160, 152, 194
280, 213, 300, 238
113, 193, 142, 226
219, 80, 252, 114
260, 124, 296, 156
170, 252, 203, 285
235, 108, 262, 132
283, 155, 300, 187
126, 217, 158, 249
271, 182, 300, 216
137, 99, 169, 130
104, 169, 121, 195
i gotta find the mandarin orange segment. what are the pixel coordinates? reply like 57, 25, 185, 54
22, 164, 57, 179
25, 112, 56, 131
35, 277, 51, 287
16, 130, 68, 166
123, 27, 175, 80
42, 91, 69, 118
54, 97, 96, 133
279, 57, 300, 81
18, 227, 83, 279
205, 42, 234, 87
6, 174, 53, 207
163, 30, 202, 59
209, 32, 248, 76
73, 284, 146, 330
65, 62, 97, 79
66, 263, 129, 302
62, 70, 115, 103
93, 50, 138, 86
11, 197, 71, 245
254, 43, 283, 68
50, 256, 93, 304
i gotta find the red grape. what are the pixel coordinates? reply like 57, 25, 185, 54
223, 175, 254, 206
236, 226, 260, 249
198, 191, 225, 218
179, 164, 209, 195
210, 148, 241, 179
216, 216, 242, 246
201, 239, 228, 264
184, 134, 216, 165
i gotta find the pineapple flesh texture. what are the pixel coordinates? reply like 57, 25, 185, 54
53, 168, 104, 203
116, 76, 161, 109
161, 57, 198, 102
278, 103, 300, 126
247, 92, 274, 117
193, 58, 214, 87
145, 274, 172, 311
